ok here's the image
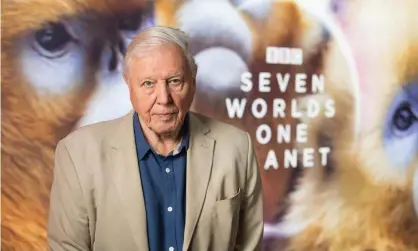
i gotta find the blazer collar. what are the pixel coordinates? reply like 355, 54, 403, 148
108, 110, 149, 250
109, 110, 215, 251
110, 110, 208, 150
183, 112, 214, 251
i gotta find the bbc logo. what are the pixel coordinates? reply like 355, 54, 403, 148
266, 47, 303, 65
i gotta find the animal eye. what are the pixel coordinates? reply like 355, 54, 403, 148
383, 83, 418, 167
391, 102, 417, 135
33, 22, 72, 58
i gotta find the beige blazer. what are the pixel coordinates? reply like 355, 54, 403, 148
47, 111, 263, 251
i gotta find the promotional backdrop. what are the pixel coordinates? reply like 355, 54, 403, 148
2, 0, 418, 250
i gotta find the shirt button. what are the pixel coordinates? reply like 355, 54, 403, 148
167, 207, 173, 212
165, 168, 171, 173
169, 247, 174, 251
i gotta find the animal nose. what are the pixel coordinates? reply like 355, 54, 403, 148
413, 169, 418, 218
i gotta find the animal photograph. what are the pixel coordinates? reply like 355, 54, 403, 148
2, 0, 417, 250
263, 0, 418, 250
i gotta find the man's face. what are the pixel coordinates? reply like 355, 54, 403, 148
126, 44, 195, 136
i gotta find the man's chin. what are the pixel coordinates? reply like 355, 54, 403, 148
148, 118, 182, 137
150, 125, 177, 137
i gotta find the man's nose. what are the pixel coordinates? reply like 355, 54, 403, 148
156, 83, 172, 104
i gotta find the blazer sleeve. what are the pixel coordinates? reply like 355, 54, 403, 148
47, 140, 91, 251
235, 132, 264, 250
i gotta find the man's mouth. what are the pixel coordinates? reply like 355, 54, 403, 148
154, 113, 176, 120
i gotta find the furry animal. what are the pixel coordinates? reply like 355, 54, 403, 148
167, 0, 332, 222
0, 0, 334, 250
267, 0, 418, 250
1, 0, 153, 250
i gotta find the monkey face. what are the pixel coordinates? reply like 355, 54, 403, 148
2, 0, 154, 144
278, 0, 418, 247
1, 1, 154, 249
380, 82, 418, 181
175, 0, 259, 114
383, 82, 418, 221
336, 0, 418, 197
332, 0, 418, 245
174, 0, 332, 223
261, 1, 418, 249
75, 4, 155, 127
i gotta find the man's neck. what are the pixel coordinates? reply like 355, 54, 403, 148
140, 122, 183, 156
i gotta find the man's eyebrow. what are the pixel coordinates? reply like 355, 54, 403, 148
137, 77, 155, 82
166, 72, 184, 78
136, 72, 184, 81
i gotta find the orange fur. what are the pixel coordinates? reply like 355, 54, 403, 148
280, 0, 418, 250
239, 0, 329, 222
1, 0, 146, 250
170, 0, 328, 222
0, 0, 333, 249
154, 0, 328, 223
154, 0, 183, 27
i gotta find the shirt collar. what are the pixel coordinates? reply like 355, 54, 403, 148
133, 112, 190, 160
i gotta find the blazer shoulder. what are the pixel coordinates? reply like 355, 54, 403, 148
59, 112, 130, 150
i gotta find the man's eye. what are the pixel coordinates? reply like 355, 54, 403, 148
170, 79, 181, 84
143, 81, 153, 87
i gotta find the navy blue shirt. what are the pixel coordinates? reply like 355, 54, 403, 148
133, 112, 189, 251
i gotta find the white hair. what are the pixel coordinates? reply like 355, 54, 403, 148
123, 25, 197, 80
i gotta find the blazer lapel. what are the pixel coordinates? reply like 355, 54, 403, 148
109, 111, 149, 251
183, 113, 215, 251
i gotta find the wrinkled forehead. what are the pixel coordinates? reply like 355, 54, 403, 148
129, 43, 188, 70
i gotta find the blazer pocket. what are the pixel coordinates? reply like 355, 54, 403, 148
214, 189, 242, 250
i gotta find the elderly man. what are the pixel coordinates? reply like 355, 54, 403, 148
47, 25, 263, 251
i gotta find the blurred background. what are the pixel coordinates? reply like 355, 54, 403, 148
2, 0, 418, 250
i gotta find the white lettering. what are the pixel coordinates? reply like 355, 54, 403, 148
259, 72, 271, 92
312, 74, 325, 93
265, 47, 304, 65
273, 98, 286, 118
276, 73, 290, 92
319, 147, 331, 166
264, 150, 279, 170
252, 98, 268, 119
291, 99, 302, 118
303, 148, 315, 168
277, 124, 291, 144
284, 149, 298, 168
240, 72, 253, 92
256, 124, 272, 145
296, 123, 308, 143
225, 98, 247, 118
325, 99, 336, 118
295, 73, 307, 93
